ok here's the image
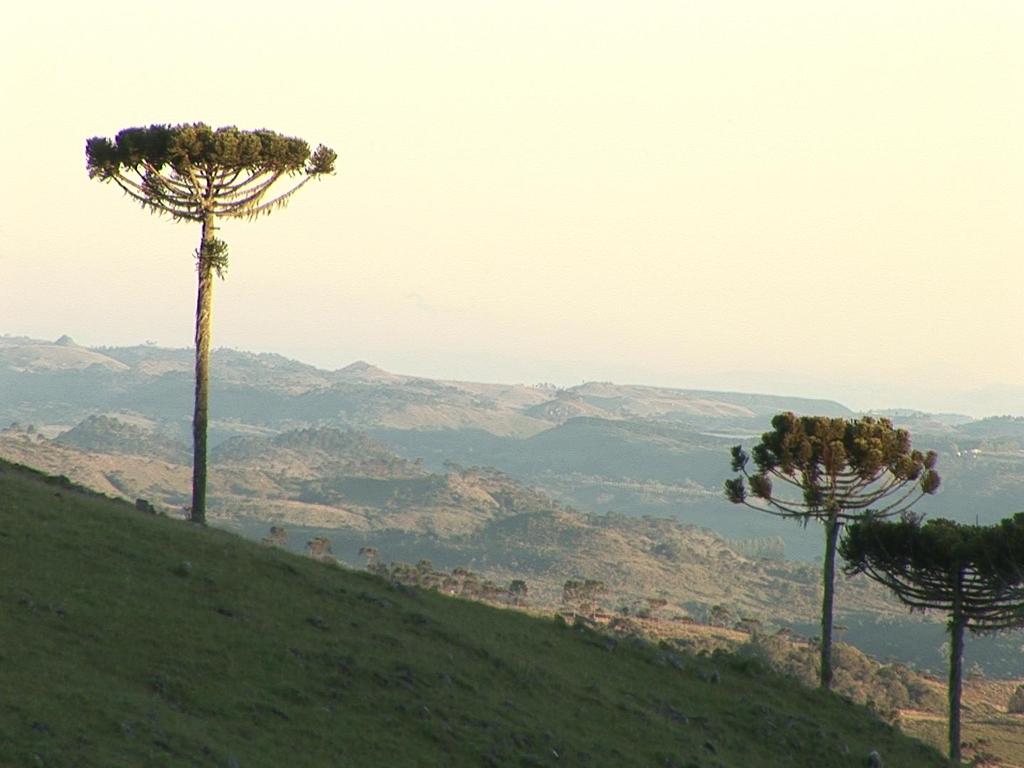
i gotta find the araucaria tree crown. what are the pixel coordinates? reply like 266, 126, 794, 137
842, 515, 1024, 632
86, 123, 335, 524
841, 514, 1024, 761
724, 412, 940, 690
725, 412, 940, 519
86, 124, 336, 222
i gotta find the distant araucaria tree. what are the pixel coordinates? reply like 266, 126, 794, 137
841, 514, 1024, 762
724, 413, 940, 689
86, 124, 335, 523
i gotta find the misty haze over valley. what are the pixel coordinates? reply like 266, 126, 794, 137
7, 333, 1024, 681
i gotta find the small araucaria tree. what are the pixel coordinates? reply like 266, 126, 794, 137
724, 413, 940, 689
86, 124, 336, 523
841, 515, 1024, 762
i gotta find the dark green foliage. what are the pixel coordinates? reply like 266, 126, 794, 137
196, 237, 229, 277
86, 124, 335, 200
841, 515, 1024, 630
841, 514, 1024, 761
85, 123, 335, 237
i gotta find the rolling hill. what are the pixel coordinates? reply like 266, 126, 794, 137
0, 422, 900, 626
0, 459, 951, 767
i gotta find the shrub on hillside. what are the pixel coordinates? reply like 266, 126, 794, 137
738, 634, 943, 719
262, 526, 288, 548
306, 536, 333, 562
1007, 685, 1024, 714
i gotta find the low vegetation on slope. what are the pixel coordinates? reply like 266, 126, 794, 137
0, 426, 899, 624
0, 460, 949, 767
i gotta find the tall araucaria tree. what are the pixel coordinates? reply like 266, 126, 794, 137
841, 515, 1024, 763
86, 124, 336, 523
724, 413, 940, 689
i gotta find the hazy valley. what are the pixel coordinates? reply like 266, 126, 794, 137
7, 334, 1024, 681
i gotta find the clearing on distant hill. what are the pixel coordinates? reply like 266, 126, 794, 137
0, 459, 949, 767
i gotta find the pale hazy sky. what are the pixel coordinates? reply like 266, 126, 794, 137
2, 1, 1023, 416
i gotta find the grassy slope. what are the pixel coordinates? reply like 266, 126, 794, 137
0, 461, 950, 768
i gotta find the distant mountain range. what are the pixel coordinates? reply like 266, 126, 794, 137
6, 333, 1024, 674
0, 334, 855, 436
5, 334, 1024, 541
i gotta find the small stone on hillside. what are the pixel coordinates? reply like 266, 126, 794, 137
173, 560, 193, 577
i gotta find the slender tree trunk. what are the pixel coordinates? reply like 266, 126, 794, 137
948, 574, 965, 763
819, 514, 841, 689
190, 213, 216, 524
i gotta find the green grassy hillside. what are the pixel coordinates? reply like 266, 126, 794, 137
0, 460, 950, 767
